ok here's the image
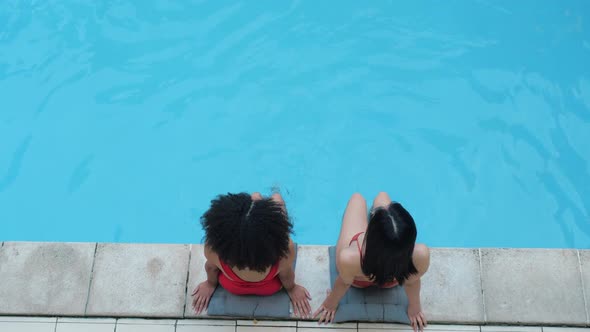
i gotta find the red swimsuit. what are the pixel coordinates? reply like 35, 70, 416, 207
349, 232, 399, 288
218, 260, 283, 296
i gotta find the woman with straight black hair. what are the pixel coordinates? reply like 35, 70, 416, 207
313, 192, 430, 331
191, 192, 311, 317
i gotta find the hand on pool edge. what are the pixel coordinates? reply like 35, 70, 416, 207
408, 304, 427, 332
286, 284, 312, 318
312, 289, 338, 324
191, 281, 216, 315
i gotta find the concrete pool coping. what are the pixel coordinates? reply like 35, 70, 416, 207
0, 242, 588, 327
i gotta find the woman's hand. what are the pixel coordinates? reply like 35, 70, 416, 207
286, 284, 312, 318
191, 281, 216, 315
408, 303, 427, 332
312, 289, 339, 324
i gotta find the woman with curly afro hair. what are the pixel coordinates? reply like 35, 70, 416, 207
192, 192, 311, 317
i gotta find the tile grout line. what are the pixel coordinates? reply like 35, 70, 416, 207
182, 244, 192, 318
577, 249, 589, 326
478, 248, 487, 324
54, 318, 57, 332
84, 243, 99, 315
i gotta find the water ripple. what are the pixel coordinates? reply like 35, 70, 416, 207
0, 135, 32, 193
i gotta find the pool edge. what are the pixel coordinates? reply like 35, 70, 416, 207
0, 241, 587, 327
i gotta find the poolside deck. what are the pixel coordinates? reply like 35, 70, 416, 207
0, 242, 588, 328
1, 317, 589, 332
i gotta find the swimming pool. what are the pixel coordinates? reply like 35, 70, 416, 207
1, 1, 589, 248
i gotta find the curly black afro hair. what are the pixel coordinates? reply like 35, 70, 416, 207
201, 192, 293, 272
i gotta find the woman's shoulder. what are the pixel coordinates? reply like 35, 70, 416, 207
204, 244, 221, 266
277, 238, 296, 271
411, 243, 430, 274
337, 245, 362, 278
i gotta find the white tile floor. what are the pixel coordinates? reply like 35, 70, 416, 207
55, 318, 116, 332
0, 317, 587, 332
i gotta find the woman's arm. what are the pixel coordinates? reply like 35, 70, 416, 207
203, 259, 220, 286
313, 250, 356, 324
278, 240, 297, 290
404, 244, 430, 332
404, 278, 422, 312
313, 275, 351, 323
314, 193, 368, 324
203, 245, 221, 285
278, 240, 312, 317
191, 246, 221, 314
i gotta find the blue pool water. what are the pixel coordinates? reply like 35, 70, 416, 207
1, 1, 589, 248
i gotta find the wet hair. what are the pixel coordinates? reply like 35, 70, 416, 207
361, 202, 418, 286
201, 192, 293, 272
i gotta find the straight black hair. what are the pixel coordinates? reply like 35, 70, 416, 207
201, 192, 293, 272
361, 202, 418, 286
